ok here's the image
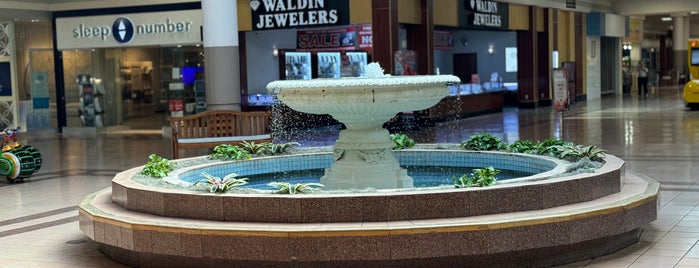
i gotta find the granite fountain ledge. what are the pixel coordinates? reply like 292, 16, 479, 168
110, 151, 623, 223
80, 171, 657, 268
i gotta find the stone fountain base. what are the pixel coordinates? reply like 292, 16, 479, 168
78, 153, 658, 268
323, 129, 412, 189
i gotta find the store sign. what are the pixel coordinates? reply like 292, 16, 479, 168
297, 26, 357, 51
250, 0, 349, 30
460, 0, 508, 29
566, 0, 576, 9
56, 9, 202, 50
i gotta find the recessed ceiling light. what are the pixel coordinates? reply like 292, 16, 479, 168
691, 11, 699, 15
661, 17, 673, 21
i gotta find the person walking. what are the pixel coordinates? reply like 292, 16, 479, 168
638, 62, 649, 97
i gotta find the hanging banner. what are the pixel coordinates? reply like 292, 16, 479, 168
250, 0, 350, 31
297, 26, 356, 51
553, 69, 569, 111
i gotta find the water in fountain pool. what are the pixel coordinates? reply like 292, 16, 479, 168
181, 166, 534, 190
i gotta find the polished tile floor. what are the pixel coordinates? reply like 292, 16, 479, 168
2, 86, 699, 267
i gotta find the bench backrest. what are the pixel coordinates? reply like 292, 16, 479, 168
168, 110, 270, 139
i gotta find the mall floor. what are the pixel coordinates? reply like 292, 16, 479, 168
1, 85, 699, 267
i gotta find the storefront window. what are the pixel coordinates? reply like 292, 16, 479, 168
59, 45, 204, 128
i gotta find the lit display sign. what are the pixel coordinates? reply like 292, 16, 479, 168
459, 0, 509, 29
250, 0, 350, 30
56, 10, 202, 50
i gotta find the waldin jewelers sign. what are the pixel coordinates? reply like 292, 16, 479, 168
459, 0, 509, 29
56, 10, 202, 50
250, 0, 350, 31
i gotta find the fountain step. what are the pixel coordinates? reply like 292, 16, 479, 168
79, 172, 657, 268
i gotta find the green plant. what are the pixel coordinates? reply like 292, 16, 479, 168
580, 145, 606, 161
534, 138, 569, 156
552, 144, 606, 162
264, 142, 300, 154
507, 139, 537, 154
194, 172, 249, 193
240, 141, 268, 154
390, 133, 415, 150
460, 133, 507, 151
268, 182, 324, 194
453, 166, 500, 188
209, 144, 252, 160
141, 154, 175, 178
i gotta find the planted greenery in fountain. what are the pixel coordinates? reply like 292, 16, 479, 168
453, 166, 501, 188
140, 154, 175, 178
194, 172, 249, 193
268, 182, 324, 194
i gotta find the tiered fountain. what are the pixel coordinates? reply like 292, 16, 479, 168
268, 63, 459, 189
78, 63, 658, 267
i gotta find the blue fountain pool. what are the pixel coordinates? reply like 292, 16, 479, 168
170, 149, 565, 190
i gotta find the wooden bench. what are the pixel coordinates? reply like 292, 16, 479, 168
168, 110, 271, 159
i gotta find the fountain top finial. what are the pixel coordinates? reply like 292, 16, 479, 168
364, 62, 390, 78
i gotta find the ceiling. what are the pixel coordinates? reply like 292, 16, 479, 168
1, 0, 698, 37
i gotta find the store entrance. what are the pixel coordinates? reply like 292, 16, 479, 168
58, 45, 204, 131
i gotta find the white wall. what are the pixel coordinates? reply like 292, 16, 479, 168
604, 14, 626, 38
245, 29, 296, 95
586, 36, 601, 100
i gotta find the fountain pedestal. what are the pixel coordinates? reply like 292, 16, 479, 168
323, 129, 412, 189
268, 63, 460, 190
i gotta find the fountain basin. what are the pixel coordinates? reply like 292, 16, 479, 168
80, 150, 657, 267
108, 150, 624, 223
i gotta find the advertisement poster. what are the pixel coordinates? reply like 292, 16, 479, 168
32, 72, 50, 109
553, 69, 569, 111
317, 52, 341, 78
284, 52, 312, 80
394, 50, 417, 76
169, 99, 184, 117
358, 24, 372, 52
433, 31, 454, 50
297, 27, 356, 51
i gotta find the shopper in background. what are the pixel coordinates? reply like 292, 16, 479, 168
638, 62, 649, 97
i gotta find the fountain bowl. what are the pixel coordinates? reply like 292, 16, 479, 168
268, 75, 460, 129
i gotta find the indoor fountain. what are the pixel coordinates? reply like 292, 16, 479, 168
267, 62, 460, 189
78, 63, 658, 267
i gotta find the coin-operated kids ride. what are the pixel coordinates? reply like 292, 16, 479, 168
683, 40, 699, 109
0, 128, 42, 183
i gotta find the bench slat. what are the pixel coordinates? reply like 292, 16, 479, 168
168, 110, 271, 158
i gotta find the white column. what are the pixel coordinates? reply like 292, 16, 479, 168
673, 13, 689, 81
202, 0, 241, 111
